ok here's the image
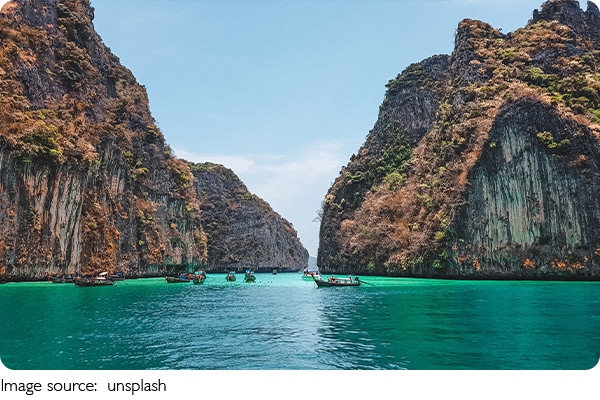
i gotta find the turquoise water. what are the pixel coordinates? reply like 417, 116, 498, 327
0, 273, 598, 370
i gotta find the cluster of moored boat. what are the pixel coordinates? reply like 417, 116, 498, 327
43, 269, 364, 288
49, 271, 124, 287
164, 270, 260, 284
165, 271, 208, 284
165, 271, 206, 285
163, 269, 365, 287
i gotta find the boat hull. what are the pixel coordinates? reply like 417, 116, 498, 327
74, 280, 114, 287
313, 278, 360, 287
165, 276, 190, 283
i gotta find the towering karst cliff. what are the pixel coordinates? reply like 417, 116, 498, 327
318, 0, 600, 279
0, 0, 307, 279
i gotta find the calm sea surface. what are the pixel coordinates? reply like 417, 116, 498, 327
0, 273, 598, 370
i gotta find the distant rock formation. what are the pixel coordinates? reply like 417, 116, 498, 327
191, 163, 308, 272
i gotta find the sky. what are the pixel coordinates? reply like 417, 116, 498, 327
85, 0, 591, 256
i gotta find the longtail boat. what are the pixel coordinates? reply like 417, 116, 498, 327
74, 274, 114, 287
302, 271, 321, 281
165, 274, 191, 283
193, 271, 207, 285
50, 275, 77, 284
313, 275, 360, 287
244, 270, 256, 283
74, 279, 114, 287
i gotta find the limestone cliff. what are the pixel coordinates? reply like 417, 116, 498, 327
191, 163, 308, 271
318, 0, 600, 279
0, 0, 307, 279
0, 0, 208, 279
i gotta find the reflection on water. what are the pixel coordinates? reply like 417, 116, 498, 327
0, 275, 599, 369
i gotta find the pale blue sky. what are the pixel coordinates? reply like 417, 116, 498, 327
90, 0, 590, 256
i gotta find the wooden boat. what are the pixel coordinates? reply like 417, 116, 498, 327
193, 271, 207, 285
244, 271, 256, 283
302, 270, 321, 281
165, 274, 191, 283
74, 277, 114, 287
226, 272, 236, 281
313, 275, 361, 287
50, 275, 77, 284
74, 272, 115, 287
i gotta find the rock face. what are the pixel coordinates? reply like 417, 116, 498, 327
318, 0, 600, 279
0, 0, 207, 279
0, 0, 307, 279
191, 163, 308, 271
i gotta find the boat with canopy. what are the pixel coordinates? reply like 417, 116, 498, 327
74, 272, 114, 287
302, 269, 321, 281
